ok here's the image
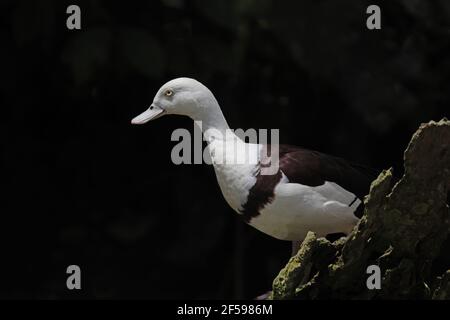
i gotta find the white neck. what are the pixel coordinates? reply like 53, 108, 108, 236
190, 94, 238, 144
187, 91, 260, 212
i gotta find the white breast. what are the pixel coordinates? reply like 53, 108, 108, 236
208, 138, 260, 212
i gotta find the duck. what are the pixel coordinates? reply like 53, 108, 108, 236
131, 77, 377, 253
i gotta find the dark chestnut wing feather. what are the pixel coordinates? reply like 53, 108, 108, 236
240, 144, 378, 222
278, 145, 378, 201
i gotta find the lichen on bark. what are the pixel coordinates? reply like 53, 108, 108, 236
271, 119, 450, 300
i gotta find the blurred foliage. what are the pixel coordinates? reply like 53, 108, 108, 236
1, 0, 449, 299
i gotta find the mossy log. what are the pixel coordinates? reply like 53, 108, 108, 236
272, 119, 450, 299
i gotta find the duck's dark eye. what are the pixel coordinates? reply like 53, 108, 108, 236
164, 89, 173, 97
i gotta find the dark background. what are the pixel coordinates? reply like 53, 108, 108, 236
1, 0, 449, 299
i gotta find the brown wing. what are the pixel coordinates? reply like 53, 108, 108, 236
277, 145, 378, 201
240, 144, 378, 222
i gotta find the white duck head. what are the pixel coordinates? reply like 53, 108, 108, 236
131, 78, 229, 132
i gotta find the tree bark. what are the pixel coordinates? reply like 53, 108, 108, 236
271, 119, 450, 299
